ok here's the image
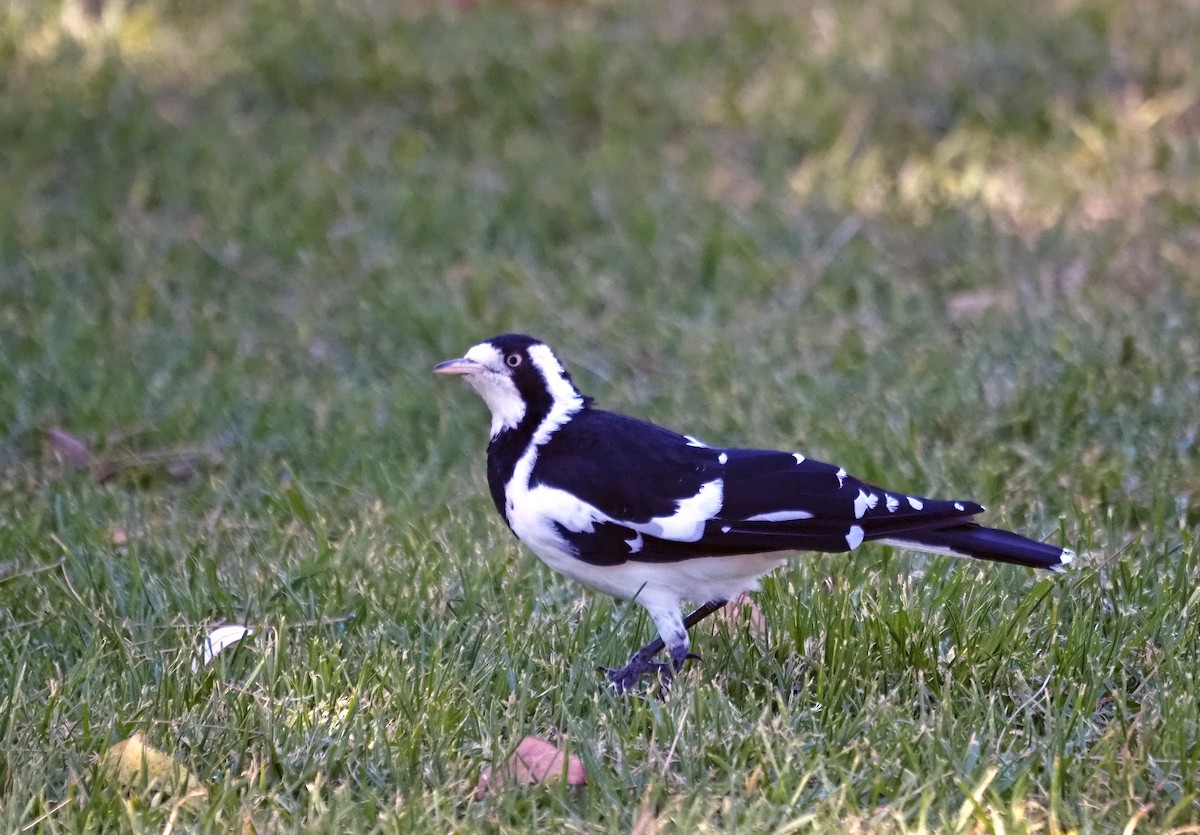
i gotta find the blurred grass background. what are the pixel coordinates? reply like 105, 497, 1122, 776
1, 0, 1199, 830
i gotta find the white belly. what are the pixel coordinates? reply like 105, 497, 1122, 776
518, 528, 788, 606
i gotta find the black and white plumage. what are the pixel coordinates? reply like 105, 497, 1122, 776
435, 334, 1074, 692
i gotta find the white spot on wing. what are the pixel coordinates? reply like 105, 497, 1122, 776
718, 452, 728, 465
846, 525, 864, 550
793, 453, 806, 464
745, 510, 815, 522
885, 494, 899, 513
853, 490, 879, 519
954, 502, 965, 511
907, 496, 924, 510
836, 468, 847, 487
625, 532, 644, 554
685, 435, 709, 448
721, 525, 731, 533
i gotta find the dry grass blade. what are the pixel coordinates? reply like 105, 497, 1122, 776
94, 445, 224, 484
714, 594, 769, 639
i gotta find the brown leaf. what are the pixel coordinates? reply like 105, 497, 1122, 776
47, 427, 92, 469
474, 735, 586, 798
108, 525, 129, 552
96, 731, 208, 809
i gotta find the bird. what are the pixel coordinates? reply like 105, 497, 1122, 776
434, 333, 1074, 693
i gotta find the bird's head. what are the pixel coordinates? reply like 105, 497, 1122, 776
435, 334, 589, 438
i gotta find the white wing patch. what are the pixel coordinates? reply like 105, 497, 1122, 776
511, 484, 603, 537
685, 435, 709, 448
718, 452, 728, 465
885, 494, 899, 513
745, 510, 815, 522
853, 490, 879, 519
637, 479, 724, 541
625, 532, 644, 554
846, 525, 865, 550
907, 496, 924, 510
954, 502, 965, 511
836, 468, 847, 487
793, 453, 806, 464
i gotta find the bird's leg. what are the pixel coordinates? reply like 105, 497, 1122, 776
603, 600, 727, 694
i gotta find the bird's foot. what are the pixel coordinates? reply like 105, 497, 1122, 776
602, 645, 700, 696
602, 659, 673, 694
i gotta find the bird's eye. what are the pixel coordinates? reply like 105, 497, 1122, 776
506, 353, 523, 368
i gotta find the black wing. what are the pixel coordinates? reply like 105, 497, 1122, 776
530, 410, 981, 566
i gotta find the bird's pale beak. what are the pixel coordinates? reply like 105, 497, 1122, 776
433, 357, 483, 376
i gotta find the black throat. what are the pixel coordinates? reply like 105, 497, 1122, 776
485, 397, 554, 523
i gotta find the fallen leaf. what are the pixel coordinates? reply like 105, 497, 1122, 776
96, 732, 208, 809
47, 427, 92, 469
474, 735, 586, 798
108, 525, 128, 552
193, 624, 253, 672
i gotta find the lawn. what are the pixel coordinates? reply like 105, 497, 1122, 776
2, 0, 1199, 831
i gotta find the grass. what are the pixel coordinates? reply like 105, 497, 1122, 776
2, 0, 1199, 830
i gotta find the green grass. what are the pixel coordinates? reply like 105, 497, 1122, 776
2, 0, 1199, 830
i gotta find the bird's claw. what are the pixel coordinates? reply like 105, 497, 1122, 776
602, 649, 700, 696
602, 660, 673, 694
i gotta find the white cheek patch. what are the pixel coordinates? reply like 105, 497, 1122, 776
468, 374, 526, 437
459, 343, 527, 437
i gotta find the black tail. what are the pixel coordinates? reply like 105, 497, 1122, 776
878, 523, 1074, 572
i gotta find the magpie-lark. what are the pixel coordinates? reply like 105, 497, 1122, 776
435, 334, 1074, 692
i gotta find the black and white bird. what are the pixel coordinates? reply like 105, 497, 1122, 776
435, 334, 1073, 692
